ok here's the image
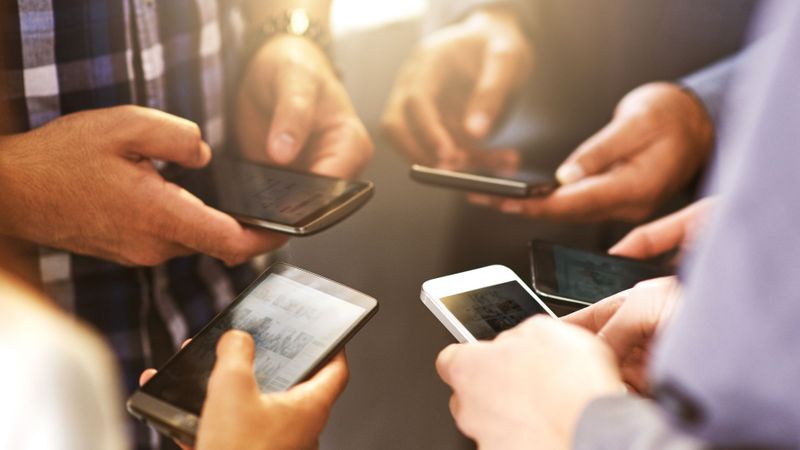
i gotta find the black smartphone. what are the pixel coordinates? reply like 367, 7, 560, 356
410, 164, 557, 198
184, 157, 374, 236
529, 240, 673, 307
127, 263, 379, 446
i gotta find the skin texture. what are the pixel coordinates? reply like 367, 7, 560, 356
139, 331, 349, 450
609, 197, 715, 259
436, 316, 621, 450
564, 277, 682, 393
0, 106, 287, 267
471, 82, 716, 222
381, 7, 533, 169
237, 34, 373, 179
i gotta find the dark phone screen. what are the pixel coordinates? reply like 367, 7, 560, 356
441, 281, 549, 340
548, 244, 671, 303
141, 271, 370, 416
203, 158, 369, 227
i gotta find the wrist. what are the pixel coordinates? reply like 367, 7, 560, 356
243, 8, 337, 75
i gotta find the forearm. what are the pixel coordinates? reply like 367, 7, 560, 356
574, 395, 706, 450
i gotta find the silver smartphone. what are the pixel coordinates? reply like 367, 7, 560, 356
127, 263, 379, 446
421, 265, 556, 343
410, 164, 557, 198
183, 157, 374, 236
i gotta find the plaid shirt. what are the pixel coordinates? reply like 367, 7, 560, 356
1, 1, 257, 449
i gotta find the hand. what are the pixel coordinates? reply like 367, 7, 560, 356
236, 35, 373, 179
471, 82, 715, 222
563, 277, 681, 393
609, 198, 715, 260
139, 331, 349, 450
0, 106, 287, 267
381, 7, 533, 168
436, 316, 621, 450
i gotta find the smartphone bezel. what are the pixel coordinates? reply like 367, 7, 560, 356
420, 265, 556, 343
127, 263, 378, 445
410, 164, 556, 198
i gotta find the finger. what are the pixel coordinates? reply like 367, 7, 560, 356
151, 181, 287, 265
381, 108, 436, 166
449, 394, 461, 421
467, 147, 521, 173
493, 169, 640, 222
267, 67, 320, 164
139, 369, 158, 387
608, 202, 706, 258
595, 281, 673, 361
435, 344, 465, 386
562, 291, 628, 333
121, 106, 212, 169
405, 93, 463, 167
215, 330, 256, 370
464, 46, 520, 140
556, 118, 647, 185
289, 351, 350, 408
181, 338, 192, 349
305, 120, 374, 179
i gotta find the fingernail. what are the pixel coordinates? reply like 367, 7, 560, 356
221, 330, 251, 350
556, 164, 585, 185
271, 133, 297, 163
501, 202, 523, 214
466, 112, 490, 138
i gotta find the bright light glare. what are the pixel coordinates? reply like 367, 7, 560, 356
332, 0, 428, 33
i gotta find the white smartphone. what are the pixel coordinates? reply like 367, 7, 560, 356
420, 265, 556, 343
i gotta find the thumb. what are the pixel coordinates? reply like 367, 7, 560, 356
555, 117, 643, 185
463, 46, 519, 140
120, 106, 212, 168
215, 330, 256, 370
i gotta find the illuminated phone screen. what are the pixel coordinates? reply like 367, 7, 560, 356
142, 269, 373, 416
441, 281, 549, 340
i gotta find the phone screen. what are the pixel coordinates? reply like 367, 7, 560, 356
141, 269, 374, 416
441, 281, 549, 340
200, 158, 371, 228
535, 242, 671, 303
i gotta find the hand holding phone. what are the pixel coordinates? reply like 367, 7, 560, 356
193, 331, 349, 450
128, 263, 378, 445
421, 265, 556, 343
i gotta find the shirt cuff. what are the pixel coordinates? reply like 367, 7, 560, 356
679, 56, 739, 129
574, 394, 706, 450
